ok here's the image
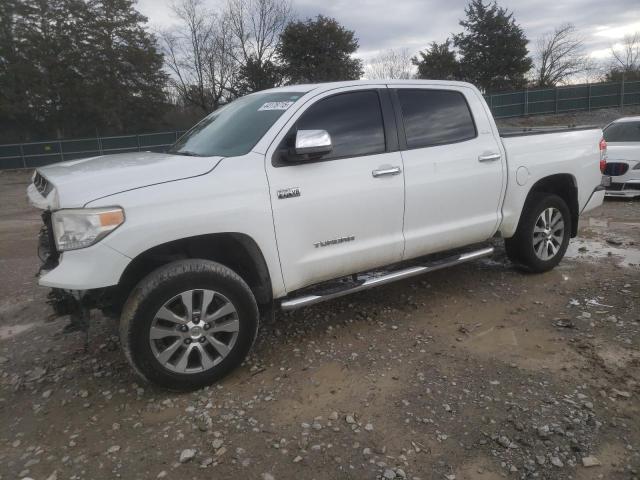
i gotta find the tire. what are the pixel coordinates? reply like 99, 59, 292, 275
504, 193, 572, 273
119, 259, 259, 391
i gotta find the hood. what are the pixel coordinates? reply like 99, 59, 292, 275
29, 151, 222, 208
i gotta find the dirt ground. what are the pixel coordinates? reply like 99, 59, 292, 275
0, 169, 638, 480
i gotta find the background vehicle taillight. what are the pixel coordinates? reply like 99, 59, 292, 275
599, 138, 607, 173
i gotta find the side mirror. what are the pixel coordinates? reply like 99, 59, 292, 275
294, 129, 332, 157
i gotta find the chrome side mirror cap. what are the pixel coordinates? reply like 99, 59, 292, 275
294, 129, 333, 157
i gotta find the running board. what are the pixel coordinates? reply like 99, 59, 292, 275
280, 246, 494, 311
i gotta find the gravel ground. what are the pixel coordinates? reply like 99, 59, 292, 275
0, 169, 638, 480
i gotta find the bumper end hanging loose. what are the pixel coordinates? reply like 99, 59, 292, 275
47, 289, 91, 349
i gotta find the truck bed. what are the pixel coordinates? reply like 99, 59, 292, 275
497, 125, 604, 238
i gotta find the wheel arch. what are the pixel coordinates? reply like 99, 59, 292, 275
520, 173, 579, 238
110, 233, 273, 316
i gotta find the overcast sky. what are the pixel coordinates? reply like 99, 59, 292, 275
137, 0, 640, 64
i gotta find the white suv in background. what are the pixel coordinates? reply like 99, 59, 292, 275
603, 116, 640, 198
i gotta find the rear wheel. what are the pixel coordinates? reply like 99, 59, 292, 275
120, 259, 258, 391
505, 193, 571, 273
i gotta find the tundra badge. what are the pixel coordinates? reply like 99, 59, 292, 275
314, 235, 355, 248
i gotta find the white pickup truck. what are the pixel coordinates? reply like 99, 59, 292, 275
27, 80, 607, 390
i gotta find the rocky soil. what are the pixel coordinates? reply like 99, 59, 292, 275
0, 170, 638, 480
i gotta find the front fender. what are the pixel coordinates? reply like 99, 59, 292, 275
86, 154, 287, 298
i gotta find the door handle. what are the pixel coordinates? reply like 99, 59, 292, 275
478, 153, 501, 162
372, 166, 402, 177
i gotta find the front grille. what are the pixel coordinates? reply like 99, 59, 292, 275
607, 183, 625, 191
38, 210, 59, 272
34, 171, 53, 196
604, 162, 629, 176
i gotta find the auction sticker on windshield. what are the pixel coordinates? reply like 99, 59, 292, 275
259, 101, 294, 111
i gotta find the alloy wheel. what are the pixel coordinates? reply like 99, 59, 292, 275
532, 207, 565, 261
149, 289, 240, 373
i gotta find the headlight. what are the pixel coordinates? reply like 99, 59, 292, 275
52, 208, 124, 251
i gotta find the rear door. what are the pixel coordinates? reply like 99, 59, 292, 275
392, 86, 505, 259
265, 87, 406, 292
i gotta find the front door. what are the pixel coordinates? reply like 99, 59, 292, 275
266, 88, 405, 292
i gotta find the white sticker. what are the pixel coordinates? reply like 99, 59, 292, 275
259, 101, 294, 111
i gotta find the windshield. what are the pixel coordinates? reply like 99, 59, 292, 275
603, 121, 640, 143
169, 91, 305, 157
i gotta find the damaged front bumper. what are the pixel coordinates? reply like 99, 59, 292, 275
29, 173, 126, 334
29, 170, 130, 292
46, 287, 116, 318
45, 287, 116, 334
39, 243, 131, 290
35, 209, 130, 291
36, 210, 119, 323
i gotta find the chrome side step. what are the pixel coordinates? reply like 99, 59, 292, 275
280, 246, 494, 311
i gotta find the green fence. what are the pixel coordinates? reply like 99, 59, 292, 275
485, 80, 640, 118
0, 130, 186, 170
2, 79, 640, 170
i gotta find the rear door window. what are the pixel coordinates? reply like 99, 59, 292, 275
396, 89, 477, 149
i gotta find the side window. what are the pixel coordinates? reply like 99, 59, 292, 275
397, 89, 476, 149
295, 90, 386, 160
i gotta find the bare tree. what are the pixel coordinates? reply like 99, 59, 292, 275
534, 23, 587, 87
365, 48, 414, 80
160, 0, 237, 113
208, 14, 241, 102
610, 32, 640, 72
226, 0, 291, 66
576, 56, 605, 84
160, 0, 291, 109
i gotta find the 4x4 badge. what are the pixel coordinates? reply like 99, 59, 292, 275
277, 187, 301, 199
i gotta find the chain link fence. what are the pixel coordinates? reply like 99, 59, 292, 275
0, 130, 186, 170
484, 79, 640, 118
2, 79, 640, 170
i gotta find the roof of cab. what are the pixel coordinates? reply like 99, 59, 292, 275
262, 79, 477, 94
612, 116, 640, 123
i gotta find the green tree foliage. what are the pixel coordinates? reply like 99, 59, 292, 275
227, 0, 291, 94
277, 15, 363, 84
605, 68, 640, 82
86, 0, 168, 134
0, 0, 167, 142
1, 0, 84, 140
235, 55, 283, 96
413, 40, 461, 80
454, 0, 532, 92
0, 0, 26, 137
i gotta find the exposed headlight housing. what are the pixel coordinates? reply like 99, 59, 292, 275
52, 208, 125, 251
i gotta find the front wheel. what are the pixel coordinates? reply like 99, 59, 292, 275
119, 260, 259, 391
505, 193, 572, 273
